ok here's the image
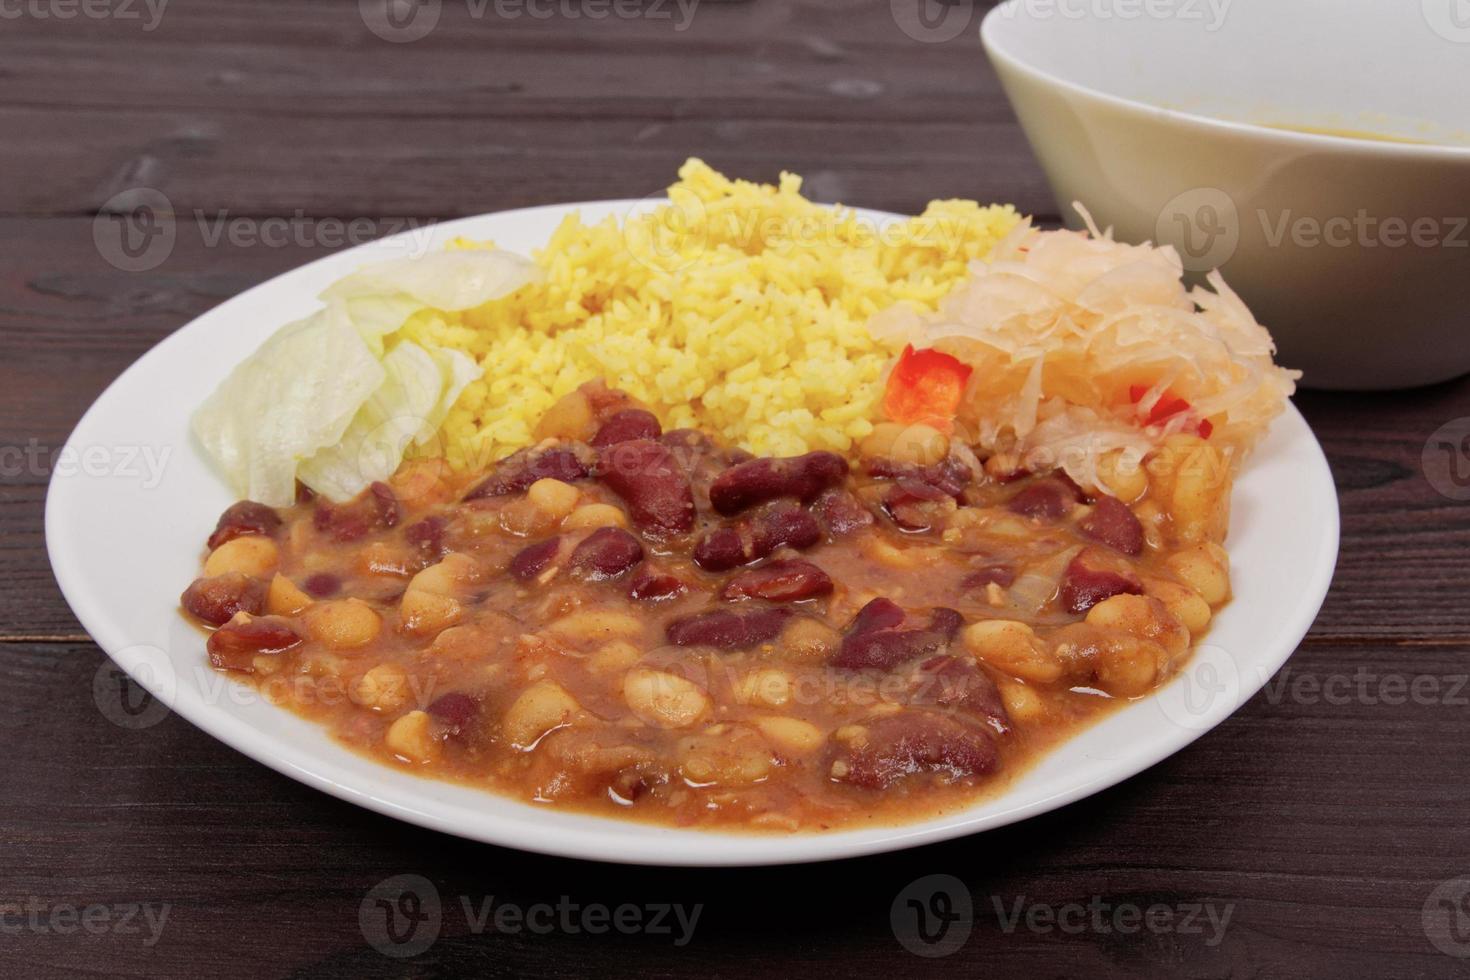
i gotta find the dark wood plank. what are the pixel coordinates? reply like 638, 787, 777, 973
4, 107, 1052, 219
2, 0, 1054, 219
3, 640, 1467, 978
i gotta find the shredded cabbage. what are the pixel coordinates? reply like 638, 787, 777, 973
874, 212, 1300, 485
193, 249, 537, 506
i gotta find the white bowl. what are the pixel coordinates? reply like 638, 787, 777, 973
47, 201, 1338, 865
982, 0, 1470, 390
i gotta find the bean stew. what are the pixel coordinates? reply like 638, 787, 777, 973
181, 381, 1234, 831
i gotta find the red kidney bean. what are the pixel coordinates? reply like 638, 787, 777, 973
847, 597, 906, 635
1077, 495, 1145, 555
962, 563, 1016, 589
832, 629, 948, 671
464, 446, 593, 501
369, 482, 401, 527
882, 478, 952, 532
813, 488, 874, 536
628, 567, 685, 601
303, 572, 341, 598
590, 409, 662, 447
1006, 477, 1081, 520
928, 607, 964, 640
910, 656, 1010, 733
666, 607, 792, 650
313, 481, 401, 541
404, 515, 447, 561
207, 616, 302, 672
708, 452, 848, 515
427, 692, 478, 734
721, 560, 833, 603
180, 573, 267, 626
865, 456, 972, 498
752, 501, 821, 552
568, 527, 644, 581
207, 501, 282, 550
1060, 548, 1143, 614
691, 526, 747, 572
510, 537, 562, 580
597, 439, 695, 537
831, 712, 999, 789
692, 501, 821, 571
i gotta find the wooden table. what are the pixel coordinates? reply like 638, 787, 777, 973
6, 2, 1469, 976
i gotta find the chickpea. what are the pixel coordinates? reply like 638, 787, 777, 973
407, 553, 479, 597
1166, 543, 1231, 605
862, 537, 926, 570
859, 422, 906, 459
266, 573, 312, 616
1152, 435, 1231, 543
752, 716, 825, 754
1085, 594, 1190, 659
385, 710, 437, 763
204, 536, 279, 579
526, 478, 581, 524
1143, 577, 1212, 636
562, 503, 629, 531
887, 423, 949, 466
390, 457, 454, 507
353, 663, 412, 712
1095, 449, 1148, 502
497, 497, 557, 537
677, 726, 772, 785
533, 388, 596, 442
962, 620, 1063, 684
776, 617, 841, 662
304, 598, 382, 649
544, 609, 644, 648
587, 640, 642, 675
998, 681, 1046, 723
734, 669, 793, 708
1093, 635, 1170, 698
623, 669, 710, 729
502, 680, 581, 748
401, 590, 463, 637
401, 553, 477, 636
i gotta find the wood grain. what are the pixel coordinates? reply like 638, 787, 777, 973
3, 640, 1468, 978
5, 2, 1470, 976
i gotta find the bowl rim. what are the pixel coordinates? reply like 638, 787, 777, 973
979, 0, 1470, 161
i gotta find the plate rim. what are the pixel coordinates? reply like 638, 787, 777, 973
45, 198, 1341, 866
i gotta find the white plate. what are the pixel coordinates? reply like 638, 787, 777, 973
46, 200, 1339, 866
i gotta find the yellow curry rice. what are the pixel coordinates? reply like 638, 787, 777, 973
401, 158, 1020, 469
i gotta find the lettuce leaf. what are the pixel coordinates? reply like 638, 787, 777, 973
192, 308, 385, 507
295, 341, 445, 502
192, 247, 535, 505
